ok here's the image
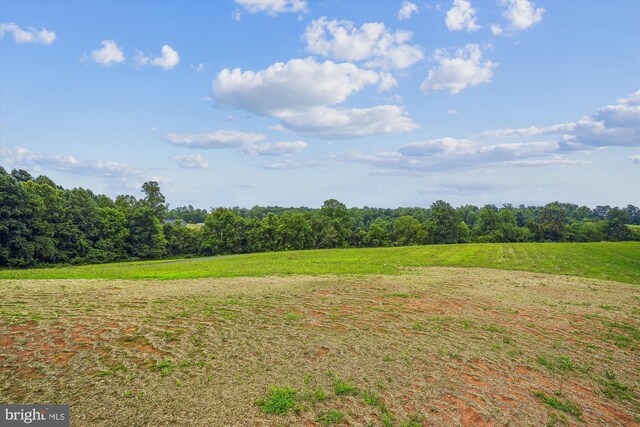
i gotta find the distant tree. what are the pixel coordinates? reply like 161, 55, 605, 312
10, 168, 33, 182
125, 207, 166, 259
201, 208, 246, 255
392, 216, 425, 246
603, 208, 630, 241
141, 181, 168, 221
530, 202, 567, 242
277, 212, 313, 250
425, 200, 461, 244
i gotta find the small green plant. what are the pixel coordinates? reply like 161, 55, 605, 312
334, 378, 358, 396
285, 313, 302, 321
411, 322, 426, 332
316, 410, 345, 425
362, 390, 382, 407
303, 388, 328, 404
533, 391, 582, 420
150, 359, 176, 377
399, 413, 424, 427
546, 412, 569, 427
257, 386, 297, 414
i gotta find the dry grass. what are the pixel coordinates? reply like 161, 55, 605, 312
1, 267, 638, 426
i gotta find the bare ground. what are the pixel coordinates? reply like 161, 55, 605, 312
1, 267, 638, 426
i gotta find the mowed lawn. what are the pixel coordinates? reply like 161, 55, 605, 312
0, 242, 639, 284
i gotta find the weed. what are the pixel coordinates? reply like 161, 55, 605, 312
546, 412, 569, 427
533, 391, 582, 420
150, 359, 176, 377
285, 313, 302, 321
411, 322, 426, 332
334, 378, 358, 396
399, 413, 424, 427
316, 410, 345, 425
302, 388, 328, 404
362, 390, 382, 407
257, 387, 297, 415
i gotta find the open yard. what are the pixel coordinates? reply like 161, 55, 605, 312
1, 265, 638, 426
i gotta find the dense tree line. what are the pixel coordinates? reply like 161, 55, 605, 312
1, 167, 639, 268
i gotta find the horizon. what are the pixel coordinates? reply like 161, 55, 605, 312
1, 0, 639, 209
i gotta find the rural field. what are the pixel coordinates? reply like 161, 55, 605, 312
1, 243, 639, 426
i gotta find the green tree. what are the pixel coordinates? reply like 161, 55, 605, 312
604, 208, 630, 241
392, 216, 425, 246
201, 208, 246, 255
141, 181, 168, 221
425, 200, 461, 244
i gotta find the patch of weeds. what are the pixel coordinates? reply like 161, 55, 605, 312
411, 322, 426, 332
399, 413, 424, 427
334, 378, 359, 396
598, 304, 619, 311
302, 388, 328, 404
537, 354, 588, 375
190, 334, 204, 347
225, 298, 239, 305
362, 390, 382, 407
316, 410, 345, 425
256, 386, 297, 415
150, 359, 176, 377
601, 370, 634, 401
96, 369, 114, 377
122, 390, 134, 398
533, 391, 582, 421
285, 313, 302, 321
381, 412, 395, 427
546, 411, 569, 427
459, 319, 474, 329
382, 354, 393, 362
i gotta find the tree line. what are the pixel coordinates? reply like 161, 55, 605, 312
1, 167, 639, 268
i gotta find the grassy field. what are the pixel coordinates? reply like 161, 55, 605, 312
2, 243, 639, 425
1, 268, 638, 426
0, 242, 639, 284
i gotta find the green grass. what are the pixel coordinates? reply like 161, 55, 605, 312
257, 386, 298, 415
315, 410, 345, 425
533, 392, 583, 420
1, 242, 638, 283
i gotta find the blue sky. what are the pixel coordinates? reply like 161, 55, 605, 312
1, 0, 639, 209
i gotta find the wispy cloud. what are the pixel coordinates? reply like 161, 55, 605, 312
0, 23, 56, 44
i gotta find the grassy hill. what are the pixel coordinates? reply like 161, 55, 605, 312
1, 242, 638, 284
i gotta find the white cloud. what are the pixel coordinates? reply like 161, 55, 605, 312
0, 146, 139, 177
0, 23, 56, 44
243, 140, 308, 156
279, 105, 418, 138
447, 109, 458, 115
133, 50, 150, 67
150, 45, 180, 70
170, 154, 209, 169
234, 0, 307, 16
500, 0, 544, 30
490, 24, 503, 36
303, 17, 423, 70
212, 57, 382, 116
481, 91, 640, 149
506, 159, 590, 167
90, 40, 125, 66
164, 130, 266, 149
398, 1, 419, 20
445, 0, 480, 32
421, 44, 496, 94
630, 155, 640, 165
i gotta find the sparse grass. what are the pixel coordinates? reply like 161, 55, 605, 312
601, 370, 635, 401
315, 409, 345, 425
1, 268, 638, 425
333, 378, 358, 396
1, 242, 638, 284
257, 386, 297, 415
533, 391, 583, 420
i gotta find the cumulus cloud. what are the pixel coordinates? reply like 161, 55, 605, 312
630, 155, 640, 165
89, 40, 125, 66
212, 57, 383, 116
0, 146, 139, 177
421, 44, 496, 94
490, 24, 503, 36
500, 0, 544, 30
0, 23, 56, 44
170, 154, 209, 169
481, 91, 640, 149
445, 0, 480, 32
398, 1, 419, 20
164, 130, 266, 149
234, 0, 307, 16
242, 140, 308, 156
151, 44, 180, 70
303, 17, 423, 70
280, 105, 418, 138
212, 58, 418, 139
